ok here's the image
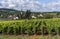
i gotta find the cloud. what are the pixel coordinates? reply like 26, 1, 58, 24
44, 1, 60, 11
0, 0, 60, 12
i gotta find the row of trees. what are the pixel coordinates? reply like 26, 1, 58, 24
20, 10, 31, 19
20, 11, 60, 19
0, 10, 32, 19
0, 9, 60, 19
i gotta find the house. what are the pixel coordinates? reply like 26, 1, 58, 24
8, 15, 12, 18
31, 15, 36, 19
13, 17, 19, 20
8, 15, 19, 20
38, 14, 43, 17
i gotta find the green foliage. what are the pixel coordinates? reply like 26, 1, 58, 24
0, 18, 60, 35
25, 10, 31, 19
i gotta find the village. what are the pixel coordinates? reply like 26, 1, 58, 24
0, 8, 60, 20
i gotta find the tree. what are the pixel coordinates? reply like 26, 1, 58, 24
44, 14, 54, 19
25, 10, 31, 19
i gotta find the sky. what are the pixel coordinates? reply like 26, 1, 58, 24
0, 0, 60, 12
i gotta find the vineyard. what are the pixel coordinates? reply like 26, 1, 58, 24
0, 18, 60, 36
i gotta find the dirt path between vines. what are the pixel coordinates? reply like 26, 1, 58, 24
0, 35, 59, 39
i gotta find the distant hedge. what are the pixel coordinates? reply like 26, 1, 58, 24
0, 19, 60, 35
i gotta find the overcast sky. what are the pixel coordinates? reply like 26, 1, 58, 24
0, 0, 60, 12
